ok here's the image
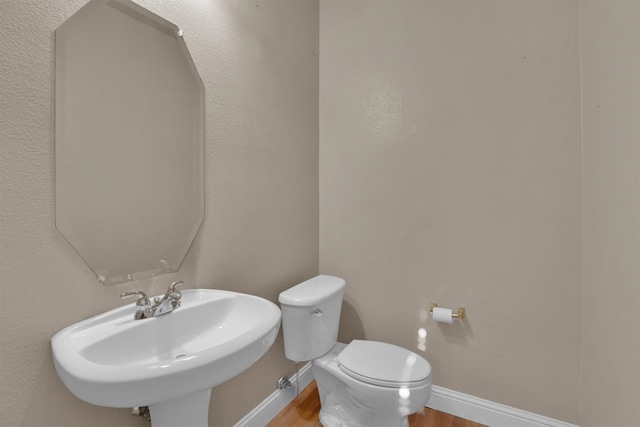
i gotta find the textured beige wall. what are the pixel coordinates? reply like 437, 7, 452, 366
0, 0, 318, 426
3, 0, 638, 426
580, 1, 640, 425
320, 0, 583, 423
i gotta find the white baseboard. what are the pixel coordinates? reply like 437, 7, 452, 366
234, 362, 314, 427
427, 385, 579, 427
235, 365, 579, 427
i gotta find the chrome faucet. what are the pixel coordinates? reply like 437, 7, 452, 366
120, 290, 153, 320
153, 281, 183, 316
120, 281, 183, 320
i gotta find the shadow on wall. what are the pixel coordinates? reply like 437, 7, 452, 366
436, 317, 474, 347
19, 344, 134, 427
338, 297, 365, 343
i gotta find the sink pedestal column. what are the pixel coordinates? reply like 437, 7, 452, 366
149, 389, 212, 427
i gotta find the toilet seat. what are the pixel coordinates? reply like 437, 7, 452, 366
337, 340, 431, 388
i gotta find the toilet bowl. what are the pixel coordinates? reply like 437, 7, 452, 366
313, 341, 432, 427
278, 275, 432, 427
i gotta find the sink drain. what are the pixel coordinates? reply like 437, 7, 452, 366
175, 354, 186, 359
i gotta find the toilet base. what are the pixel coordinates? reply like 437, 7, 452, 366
319, 407, 409, 427
313, 343, 429, 427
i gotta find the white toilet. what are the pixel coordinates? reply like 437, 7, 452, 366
278, 275, 432, 427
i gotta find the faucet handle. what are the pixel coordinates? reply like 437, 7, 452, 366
120, 291, 151, 306
168, 281, 184, 292
121, 291, 153, 320
165, 281, 183, 300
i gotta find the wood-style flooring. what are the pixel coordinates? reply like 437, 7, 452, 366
267, 381, 487, 427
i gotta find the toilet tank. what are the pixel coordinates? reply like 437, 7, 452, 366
278, 275, 346, 362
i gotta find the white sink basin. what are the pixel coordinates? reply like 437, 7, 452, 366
52, 289, 281, 426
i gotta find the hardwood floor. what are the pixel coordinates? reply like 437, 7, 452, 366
267, 381, 487, 427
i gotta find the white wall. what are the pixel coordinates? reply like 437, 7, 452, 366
0, 0, 319, 426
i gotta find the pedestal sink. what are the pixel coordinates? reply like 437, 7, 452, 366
51, 289, 281, 427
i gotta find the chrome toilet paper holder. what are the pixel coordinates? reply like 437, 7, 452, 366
430, 303, 466, 319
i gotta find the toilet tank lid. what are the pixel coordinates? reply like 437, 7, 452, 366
278, 275, 346, 306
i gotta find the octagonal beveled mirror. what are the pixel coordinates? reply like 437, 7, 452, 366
55, 0, 204, 285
